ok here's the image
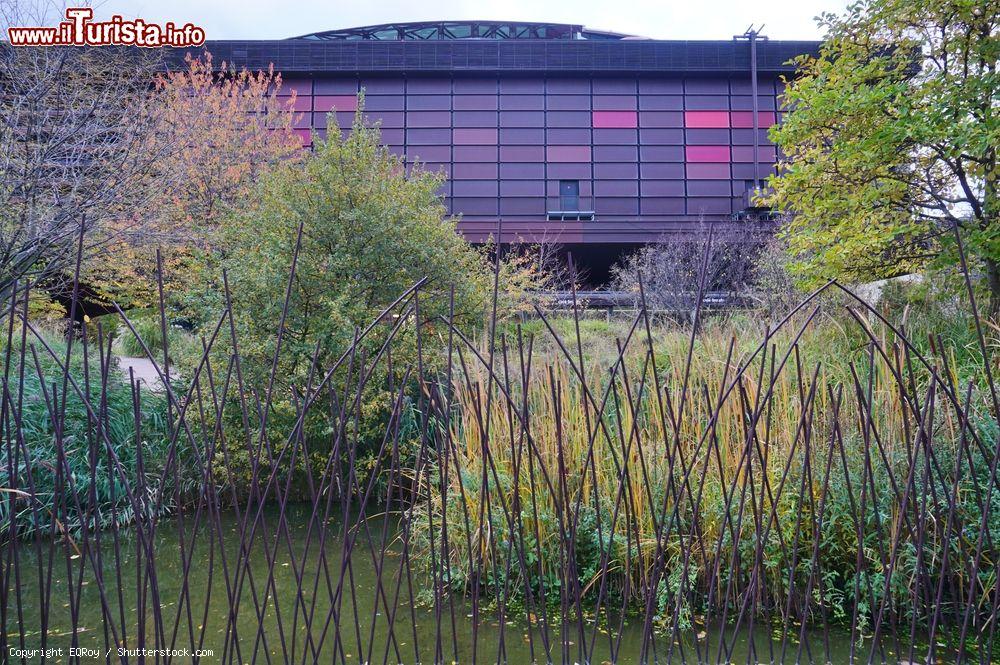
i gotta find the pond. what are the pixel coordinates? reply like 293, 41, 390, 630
4, 504, 936, 664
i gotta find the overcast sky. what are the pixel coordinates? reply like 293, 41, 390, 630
84, 0, 848, 41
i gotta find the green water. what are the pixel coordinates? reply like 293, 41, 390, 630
3, 504, 924, 663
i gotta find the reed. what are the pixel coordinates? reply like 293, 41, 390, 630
413, 297, 997, 657
0, 323, 174, 537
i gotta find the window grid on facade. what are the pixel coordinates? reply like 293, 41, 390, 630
275, 73, 783, 243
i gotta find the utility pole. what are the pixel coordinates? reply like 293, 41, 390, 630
734, 26, 768, 205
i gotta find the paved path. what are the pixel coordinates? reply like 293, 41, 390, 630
116, 356, 174, 393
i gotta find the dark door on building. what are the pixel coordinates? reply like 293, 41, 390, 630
559, 180, 579, 211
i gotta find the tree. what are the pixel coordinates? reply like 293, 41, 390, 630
210, 116, 492, 391
0, 2, 165, 302
611, 223, 768, 316
765, 0, 1000, 313
85, 53, 302, 308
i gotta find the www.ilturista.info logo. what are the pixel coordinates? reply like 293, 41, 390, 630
7, 8, 206, 47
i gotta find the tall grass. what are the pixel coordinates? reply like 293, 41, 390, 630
112, 308, 199, 363
0, 324, 174, 538
415, 301, 997, 646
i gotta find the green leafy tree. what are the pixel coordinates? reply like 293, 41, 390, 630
765, 0, 999, 312
191, 114, 495, 492
208, 115, 492, 393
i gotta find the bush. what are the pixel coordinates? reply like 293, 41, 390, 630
204, 113, 493, 380
183, 112, 496, 497
611, 222, 769, 316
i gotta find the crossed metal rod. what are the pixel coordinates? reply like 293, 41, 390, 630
0, 231, 997, 663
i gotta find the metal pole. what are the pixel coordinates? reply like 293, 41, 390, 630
749, 29, 760, 188
734, 26, 768, 206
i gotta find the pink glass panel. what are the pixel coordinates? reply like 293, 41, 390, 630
314, 95, 358, 113
730, 111, 777, 128
684, 111, 729, 128
685, 145, 731, 162
546, 145, 592, 162
593, 110, 638, 128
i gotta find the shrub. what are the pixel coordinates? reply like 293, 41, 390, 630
183, 112, 495, 497
206, 116, 491, 376
611, 223, 769, 315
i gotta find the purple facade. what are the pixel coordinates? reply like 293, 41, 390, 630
185, 25, 819, 259
280, 74, 785, 243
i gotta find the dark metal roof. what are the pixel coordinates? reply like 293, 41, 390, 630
175, 39, 820, 74
291, 21, 635, 41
